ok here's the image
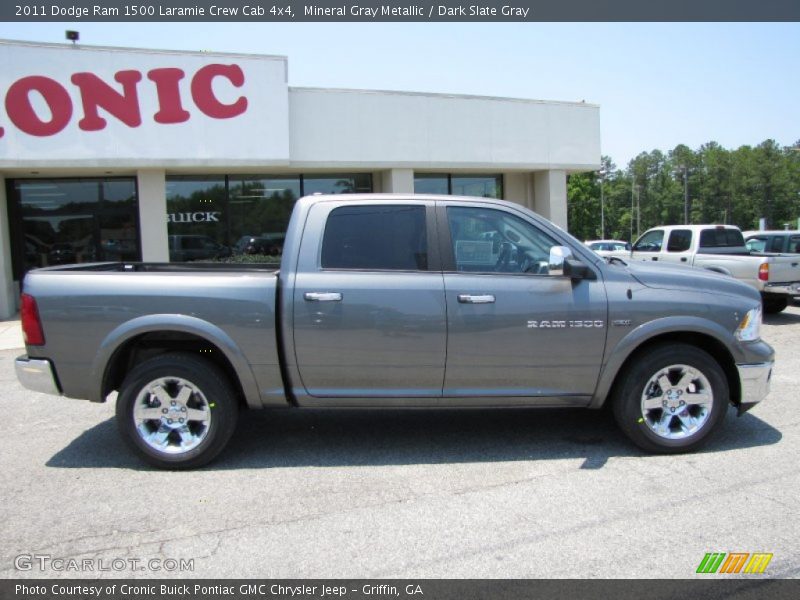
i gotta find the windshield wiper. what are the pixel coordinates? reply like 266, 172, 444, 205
605, 256, 628, 266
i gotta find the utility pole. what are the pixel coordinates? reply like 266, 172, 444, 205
682, 165, 689, 224
599, 168, 606, 239
630, 178, 635, 243
636, 185, 642, 238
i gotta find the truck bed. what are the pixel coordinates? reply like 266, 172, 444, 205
22, 262, 282, 405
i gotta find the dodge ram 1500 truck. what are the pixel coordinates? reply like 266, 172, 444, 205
630, 224, 800, 313
16, 194, 775, 468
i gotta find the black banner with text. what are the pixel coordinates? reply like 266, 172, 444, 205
3, 0, 800, 22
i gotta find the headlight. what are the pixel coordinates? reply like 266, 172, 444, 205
735, 306, 762, 342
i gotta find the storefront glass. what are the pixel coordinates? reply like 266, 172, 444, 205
11, 178, 139, 277
414, 174, 503, 198
165, 173, 372, 262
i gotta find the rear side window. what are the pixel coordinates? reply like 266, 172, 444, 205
321, 205, 427, 270
769, 236, 784, 253
666, 229, 692, 252
790, 236, 800, 253
699, 228, 745, 248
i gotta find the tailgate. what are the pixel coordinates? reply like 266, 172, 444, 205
767, 256, 800, 284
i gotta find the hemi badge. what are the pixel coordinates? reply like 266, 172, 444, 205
612, 319, 632, 327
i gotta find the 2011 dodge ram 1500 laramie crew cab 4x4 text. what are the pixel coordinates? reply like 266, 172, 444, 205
15, 194, 774, 468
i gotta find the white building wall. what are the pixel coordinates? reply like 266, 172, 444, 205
137, 170, 169, 262
288, 88, 600, 171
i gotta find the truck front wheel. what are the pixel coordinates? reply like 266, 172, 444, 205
612, 344, 728, 453
116, 353, 238, 469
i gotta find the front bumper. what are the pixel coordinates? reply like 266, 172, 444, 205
736, 361, 773, 414
15, 356, 61, 396
763, 281, 800, 296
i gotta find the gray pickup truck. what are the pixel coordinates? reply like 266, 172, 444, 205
16, 194, 775, 468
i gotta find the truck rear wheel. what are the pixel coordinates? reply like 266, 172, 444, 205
762, 296, 788, 314
612, 344, 728, 453
116, 353, 238, 469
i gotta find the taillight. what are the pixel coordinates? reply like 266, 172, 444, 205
20, 293, 45, 346
758, 262, 769, 282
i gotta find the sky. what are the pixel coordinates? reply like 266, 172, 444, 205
0, 21, 798, 167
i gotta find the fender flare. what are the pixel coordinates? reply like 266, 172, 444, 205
89, 314, 262, 407
591, 315, 741, 408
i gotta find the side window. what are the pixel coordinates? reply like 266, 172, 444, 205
666, 229, 692, 252
790, 236, 800, 254
446, 206, 558, 274
321, 205, 427, 270
633, 230, 664, 252
746, 237, 767, 252
769, 236, 784, 253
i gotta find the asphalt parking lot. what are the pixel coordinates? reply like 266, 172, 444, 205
1, 307, 799, 579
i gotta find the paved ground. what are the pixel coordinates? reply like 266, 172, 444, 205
0, 307, 798, 579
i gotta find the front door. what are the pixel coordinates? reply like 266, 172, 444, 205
440, 202, 607, 401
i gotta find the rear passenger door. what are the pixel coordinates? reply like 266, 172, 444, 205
292, 200, 447, 401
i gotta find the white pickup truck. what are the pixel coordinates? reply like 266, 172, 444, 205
630, 225, 800, 313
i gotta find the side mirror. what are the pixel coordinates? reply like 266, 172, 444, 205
564, 259, 596, 280
548, 246, 573, 277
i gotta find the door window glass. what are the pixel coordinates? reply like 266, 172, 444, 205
666, 229, 692, 252
769, 236, 784, 253
446, 206, 557, 274
789, 236, 800, 253
321, 205, 427, 270
633, 230, 665, 252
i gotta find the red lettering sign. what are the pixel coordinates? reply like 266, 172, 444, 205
4, 76, 73, 137
1, 63, 249, 138
191, 64, 248, 119
71, 70, 143, 131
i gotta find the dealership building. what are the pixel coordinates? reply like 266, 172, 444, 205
0, 39, 600, 319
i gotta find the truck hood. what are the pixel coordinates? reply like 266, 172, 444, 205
624, 260, 761, 302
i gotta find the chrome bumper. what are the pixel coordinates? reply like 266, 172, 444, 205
15, 356, 60, 396
763, 281, 800, 296
737, 362, 773, 406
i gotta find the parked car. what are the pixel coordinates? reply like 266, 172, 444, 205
16, 194, 773, 468
585, 239, 631, 258
234, 234, 285, 256
629, 225, 800, 313
743, 230, 800, 254
168, 235, 231, 262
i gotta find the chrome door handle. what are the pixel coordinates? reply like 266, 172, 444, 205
304, 292, 343, 302
457, 294, 495, 304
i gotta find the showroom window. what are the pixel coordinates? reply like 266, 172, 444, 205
9, 177, 140, 279
165, 173, 372, 262
414, 174, 503, 199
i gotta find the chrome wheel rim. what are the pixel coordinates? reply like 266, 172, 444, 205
640, 364, 713, 440
133, 377, 212, 454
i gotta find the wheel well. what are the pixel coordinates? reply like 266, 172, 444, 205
102, 332, 246, 406
607, 332, 741, 407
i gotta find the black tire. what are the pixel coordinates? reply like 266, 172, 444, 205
116, 353, 238, 469
612, 343, 729, 454
762, 296, 788, 314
